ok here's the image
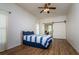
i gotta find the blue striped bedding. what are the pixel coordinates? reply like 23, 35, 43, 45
23, 35, 52, 48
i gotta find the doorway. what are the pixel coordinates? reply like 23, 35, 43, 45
44, 21, 66, 39
53, 22, 66, 39
44, 23, 53, 37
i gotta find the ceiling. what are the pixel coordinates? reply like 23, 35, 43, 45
17, 3, 71, 19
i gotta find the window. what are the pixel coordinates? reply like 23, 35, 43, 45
0, 10, 8, 52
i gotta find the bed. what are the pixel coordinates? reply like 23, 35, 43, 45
22, 31, 53, 49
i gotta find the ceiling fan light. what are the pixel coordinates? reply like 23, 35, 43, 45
44, 8, 49, 12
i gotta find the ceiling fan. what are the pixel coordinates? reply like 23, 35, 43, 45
38, 3, 56, 14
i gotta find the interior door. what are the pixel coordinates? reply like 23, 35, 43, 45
0, 12, 7, 52
53, 22, 66, 39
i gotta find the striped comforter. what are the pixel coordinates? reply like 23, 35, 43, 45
23, 35, 52, 48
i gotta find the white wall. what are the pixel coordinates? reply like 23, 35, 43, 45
39, 16, 66, 39
67, 4, 79, 52
0, 3, 38, 49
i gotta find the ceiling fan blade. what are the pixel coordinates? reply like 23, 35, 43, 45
38, 7, 44, 9
47, 11, 50, 14
45, 3, 48, 7
40, 10, 44, 13
49, 7, 56, 9
48, 3, 51, 5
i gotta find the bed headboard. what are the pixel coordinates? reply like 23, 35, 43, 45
22, 31, 34, 35
21, 31, 34, 44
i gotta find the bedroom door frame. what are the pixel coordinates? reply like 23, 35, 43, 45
44, 23, 53, 37
44, 21, 66, 38
52, 21, 66, 39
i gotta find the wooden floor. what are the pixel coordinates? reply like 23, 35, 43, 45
0, 39, 78, 55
